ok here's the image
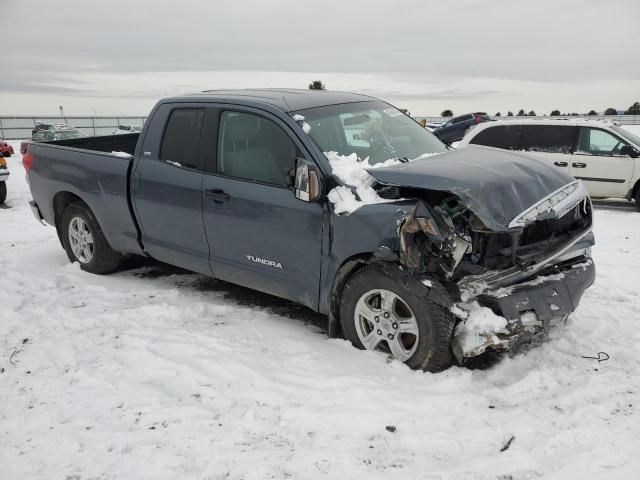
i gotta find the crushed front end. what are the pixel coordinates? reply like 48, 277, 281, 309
389, 180, 595, 363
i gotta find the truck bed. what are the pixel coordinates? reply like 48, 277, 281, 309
26, 134, 143, 256
48, 133, 139, 155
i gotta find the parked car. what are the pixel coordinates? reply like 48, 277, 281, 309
113, 124, 143, 135
32, 128, 87, 142
432, 113, 492, 144
0, 155, 9, 204
459, 120, 640, 209
23, 89, 594, 371
32, 122, 64, 136
0, 139, 14, 157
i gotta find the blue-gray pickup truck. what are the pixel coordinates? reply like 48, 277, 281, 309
24, 89, 595, 371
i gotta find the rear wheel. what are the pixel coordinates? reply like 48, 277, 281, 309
0, 182, 6, 204
635, 189, 640, 212
340, 266, 455, 372
61, 202, 122, 274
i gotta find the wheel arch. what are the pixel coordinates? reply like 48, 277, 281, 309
53, 191, 88, 247
629, 177, 640, 201
327, 253, 374, 338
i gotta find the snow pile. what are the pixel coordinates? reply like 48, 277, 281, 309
454, 302, 509, 333
325, 152, 401, 214
452, 302, 509, 357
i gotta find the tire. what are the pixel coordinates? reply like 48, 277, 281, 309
635, 189, 640, 212
61, 202, 122, 274
340, 266, 455, 372
0, 181, 6, 205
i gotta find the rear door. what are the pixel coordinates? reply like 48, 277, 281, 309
572, 127, 635, 197
132, 104, 211, 275
520, 124, 578, 172
200, 107, 324, 309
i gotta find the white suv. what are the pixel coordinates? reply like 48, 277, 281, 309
458, 120, 640, 209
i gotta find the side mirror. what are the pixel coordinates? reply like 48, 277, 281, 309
619, 145, 639, 158
294, 158, 321, 202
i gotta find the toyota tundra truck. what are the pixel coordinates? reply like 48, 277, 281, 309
23, 89, 595, 371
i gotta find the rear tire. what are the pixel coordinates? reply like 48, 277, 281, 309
635, 189, 640, 212
340, 266, 455, 372
0, 182, 6, 204
61, 202, 122, 274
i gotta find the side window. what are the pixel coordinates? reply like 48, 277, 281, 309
521, 125, 577, 153
160, 108, 204, 169
470, 125, 522, 150
217, 111, 297, 186
452, 114, 472, 124
577, 128, 627, 156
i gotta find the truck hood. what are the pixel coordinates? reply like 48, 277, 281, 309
367, 145, 577, 231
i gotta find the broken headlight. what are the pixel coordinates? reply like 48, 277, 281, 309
508, 181, 588, 228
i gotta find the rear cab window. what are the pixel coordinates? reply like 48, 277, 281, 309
160, 108, 205, 169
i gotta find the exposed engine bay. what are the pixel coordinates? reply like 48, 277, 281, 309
379, 180, 592, 289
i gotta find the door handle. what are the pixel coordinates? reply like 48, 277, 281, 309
205, 188, 230, 204
572, 162, 587, 168
553, 161, 568, 167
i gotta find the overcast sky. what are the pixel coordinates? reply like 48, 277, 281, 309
1, 0, 638, 116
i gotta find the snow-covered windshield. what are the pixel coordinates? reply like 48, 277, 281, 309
293, 101, 447, 164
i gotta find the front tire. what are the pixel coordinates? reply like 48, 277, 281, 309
340, 266, 455, 372
61, 202, 122, 274
635, 189, 640, 212
0, 182, 6, 204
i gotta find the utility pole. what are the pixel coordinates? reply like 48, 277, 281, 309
59, 105, 67, 125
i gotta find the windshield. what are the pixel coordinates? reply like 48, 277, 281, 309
293, 101, 447, 164
613, 125, 640, 147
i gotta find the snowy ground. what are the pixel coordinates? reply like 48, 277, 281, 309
2, 139, 640, 480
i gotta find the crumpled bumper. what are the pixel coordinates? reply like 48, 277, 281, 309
452, 256, 595, 363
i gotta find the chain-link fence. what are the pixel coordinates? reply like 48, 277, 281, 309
0, 116, 147, 140
2, 114, 639, 140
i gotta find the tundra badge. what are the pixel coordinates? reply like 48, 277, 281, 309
246, 255, 283, 269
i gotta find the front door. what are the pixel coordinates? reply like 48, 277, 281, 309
572, 127, 635, 198
201, 108, 324, 309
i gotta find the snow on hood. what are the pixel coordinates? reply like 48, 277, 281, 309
367, 145, 577, 231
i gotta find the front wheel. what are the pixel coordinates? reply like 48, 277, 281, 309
635, 189, 640, 212
61, 202, 122, 274
0, 182, 6, 204
340, 266, 456, 372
